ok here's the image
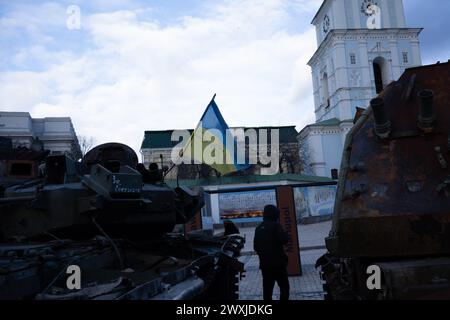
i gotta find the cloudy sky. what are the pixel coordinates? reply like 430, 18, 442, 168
1, 0, 449, 155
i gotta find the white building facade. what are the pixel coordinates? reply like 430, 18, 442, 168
300, 0, 422, 177
0, 112, 82, 159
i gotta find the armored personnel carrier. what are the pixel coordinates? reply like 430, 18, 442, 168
316, 62, 450, 300
0, 143, 244, 300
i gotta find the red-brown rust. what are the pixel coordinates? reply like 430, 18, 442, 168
328, 62, 450, 258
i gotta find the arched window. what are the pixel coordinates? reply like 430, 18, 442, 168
322, 72, 330, 108
373, 57, 389, 94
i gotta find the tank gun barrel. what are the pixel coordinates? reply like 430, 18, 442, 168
370, 97, 391, 139
418, 89, 436, 130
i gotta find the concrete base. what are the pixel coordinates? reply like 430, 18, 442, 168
300, 215, 332, 225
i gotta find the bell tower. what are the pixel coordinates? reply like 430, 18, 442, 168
308, 0, 422, 123
299, 0, 423, 178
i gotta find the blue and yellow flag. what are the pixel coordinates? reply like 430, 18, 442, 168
182, 95, 251, 175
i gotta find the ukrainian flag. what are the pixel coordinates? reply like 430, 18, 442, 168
182, 95, 250, 175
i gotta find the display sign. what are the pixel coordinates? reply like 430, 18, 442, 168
218, 189, 276, 222
294, 184, 337, 220
276, 186, 302, 277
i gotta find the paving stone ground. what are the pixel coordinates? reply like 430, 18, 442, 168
238, 220, 331, 254
237, 220, 331, 300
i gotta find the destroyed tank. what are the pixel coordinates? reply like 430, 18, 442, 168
0, 142, 244, 300
316, 62, 450, 300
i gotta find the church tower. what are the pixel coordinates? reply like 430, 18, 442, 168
299, 0, 422, 178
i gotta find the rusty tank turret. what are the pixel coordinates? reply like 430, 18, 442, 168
0, 142, 244, 300
316, 62, 450, 300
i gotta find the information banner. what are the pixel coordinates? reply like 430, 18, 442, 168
218, 189, 276, 223
276, 186, 302, 276
294, 184, 336, 220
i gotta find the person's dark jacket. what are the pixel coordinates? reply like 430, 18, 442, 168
136, 164, 152, 183
148, 163, 162, 184
254, 205, 289, 269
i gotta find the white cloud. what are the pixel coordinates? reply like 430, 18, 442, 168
0, 0, 318, 156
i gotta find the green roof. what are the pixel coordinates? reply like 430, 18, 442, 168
314, 118, 341, 127
141, 130, 193, 149
164, 173, 333, 188
141, 126, 299, 150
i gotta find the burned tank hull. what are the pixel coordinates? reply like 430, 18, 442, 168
0, 143, 202, 241
317, 62, 450, 300
0, 143, 245, 300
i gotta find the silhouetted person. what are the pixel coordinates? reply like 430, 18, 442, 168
223, 219, 240, 236
254, 205, 290, 301
136, 163, 151, 183
148, 162, 162, 184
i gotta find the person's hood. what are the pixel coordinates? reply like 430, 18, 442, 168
263, 205, 279, 222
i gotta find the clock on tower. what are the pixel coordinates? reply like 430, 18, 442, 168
323, 14, 331, 34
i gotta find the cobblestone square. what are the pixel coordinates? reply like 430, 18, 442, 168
238, 221, 331, 300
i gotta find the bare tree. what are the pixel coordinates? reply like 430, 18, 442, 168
78, 135, 96, 158
298, 137, 313, 175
